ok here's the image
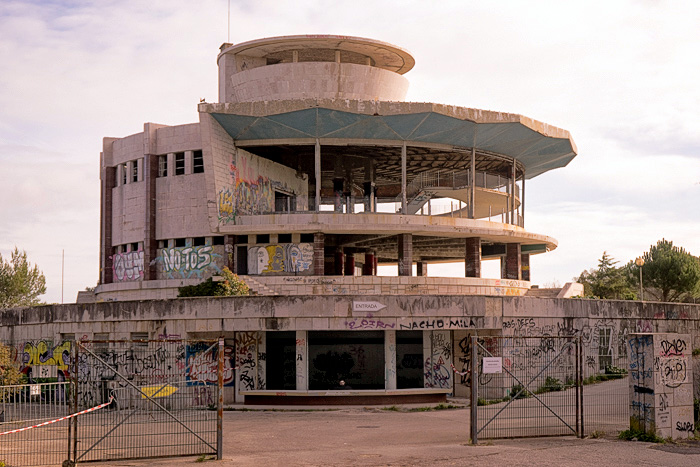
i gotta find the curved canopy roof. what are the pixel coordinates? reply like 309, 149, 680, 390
201, 100, 577, 179
218, 35, 415, 74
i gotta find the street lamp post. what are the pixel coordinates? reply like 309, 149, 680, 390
635, 257, 645, 301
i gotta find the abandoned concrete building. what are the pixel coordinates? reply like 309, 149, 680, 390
22, 35, 689, 408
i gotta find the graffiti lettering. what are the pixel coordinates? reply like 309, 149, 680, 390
659, 338, 686, 357
159, 245, 221, 279
112, 250, 144, 282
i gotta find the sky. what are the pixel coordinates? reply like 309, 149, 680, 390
1, 0, 699, 303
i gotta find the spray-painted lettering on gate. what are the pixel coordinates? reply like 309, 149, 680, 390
186, 342, 235, 386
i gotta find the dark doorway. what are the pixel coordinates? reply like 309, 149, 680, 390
308, 331, 384, 390
265, 331, 296, 390
397, 331, 424, 389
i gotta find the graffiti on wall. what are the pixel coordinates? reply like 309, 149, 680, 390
186, 342, 235, 386
20, 340, 72, 378
247, 243, 313, 275
217, 152, 275, 225
236, 332, 260, 391
112, 250, 144, 282
158, 245, 222, 279
425, 331, 452, 389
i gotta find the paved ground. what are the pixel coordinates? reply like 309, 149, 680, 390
91, 404, 700, 467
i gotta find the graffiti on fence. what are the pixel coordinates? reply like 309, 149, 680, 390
112, 250, 144, 282
186, 342, 235, 386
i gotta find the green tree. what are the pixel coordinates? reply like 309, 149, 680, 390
577, 252, 636, 300
178, 267, 250, 297
0, 247, 46, 309
629, 239, 700, 302
0, 342, 25, 387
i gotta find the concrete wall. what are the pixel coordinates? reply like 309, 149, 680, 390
226, 62, 409, 103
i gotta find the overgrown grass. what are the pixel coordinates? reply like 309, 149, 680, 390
382, 403, 461, 412
618, 429, 664, 443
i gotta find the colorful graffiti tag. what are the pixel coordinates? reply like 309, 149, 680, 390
186, 342, 235, 386
247, 243, 313, 275
112, 250, 144, 282
158, 245, 222, 279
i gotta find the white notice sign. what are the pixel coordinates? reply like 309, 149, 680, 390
482, 357, 503, 374
352, 301, 386, 312
30, 385, 40, 396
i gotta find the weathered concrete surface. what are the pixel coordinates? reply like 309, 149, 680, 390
90, 408, 700, 466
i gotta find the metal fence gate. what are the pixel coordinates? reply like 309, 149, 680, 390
470, 335, 630, 441
0, 339, 224, 466
71, 339, 224, 464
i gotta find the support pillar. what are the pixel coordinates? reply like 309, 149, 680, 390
385, 330, 397, 390
314, 139, 321, 212
313, 233, 325, 275
398, 233, 412, 276
225, 234, 236, 272
503, 243, 521, 280
465, 237, 481, 278
521, 253, 530, 282
363, 252, 375, 276
469, 147, 476, 219
344, 253, 355, 276
143, 153, 158, 280
295, 330, 308, 391
401, 142, 407, 213
363, 158, 376, 213
334, 249, 345, 276
416, 261, 428, 277
100, 153, 116, 284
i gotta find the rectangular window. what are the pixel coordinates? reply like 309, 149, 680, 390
130, 242, 139, 252
175, 238, 186, 247
121, 163, 128, 185
193, 150, 204, 173
278, 234, 292, 243
132, 160, 139, 182
175, 152, 185, 175
308, 331, 384, 390
274, 191, 293, 212
158, 155, 168, 177
212, 236, 225, 245
300, 234, 314, 243
256, 234, 270, 244
193, 237, 206, 247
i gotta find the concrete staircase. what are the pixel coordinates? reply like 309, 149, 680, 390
239, 276, 277, 296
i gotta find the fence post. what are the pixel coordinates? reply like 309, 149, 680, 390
470, 335, 478, 444
217, 337, 224, 460
72, 341, 79, 463
579, 338, 585, 438
575, 338, 580, 438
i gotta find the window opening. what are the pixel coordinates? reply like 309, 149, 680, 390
278, 234, 292, 243
266, 331, 296, 390
132, 160, 139, 182
175, 152, 185, 175
308, 331, 384, 390
256, 234, 270, 244
193, 237, 206, 247
158, 155, 168, 177
175, 238, 186, 247
193, 150, 204, 173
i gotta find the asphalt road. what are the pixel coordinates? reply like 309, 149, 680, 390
90, 404, 700, 467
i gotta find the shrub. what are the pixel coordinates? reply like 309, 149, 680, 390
178, 268, 250, 297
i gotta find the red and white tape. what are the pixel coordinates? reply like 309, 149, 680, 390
0, 396, 114, 437
450, 363, 470, 376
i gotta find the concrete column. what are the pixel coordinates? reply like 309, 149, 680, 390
313, 233, 325, 275
469, 148, 476, 219
363, 252, 375, 276
511, 160, 517, 225
629, 333, 694, 440
521, 253, 530, 282
143, 154, 158, 280
398, 233, 412, 276
167, 153, 175, 176
295, 330, 308, 391
334, 248, 344, 276
465, 237, 481, 278
401, 142, 407, 213
521, 174, 526, 227
503, 243, 521, 280
363, 158, 375, 213
185, 150, 194, 175
100, 156, 116, 284
385, 330, 397, 390
315, 139, 321, 212
333, 178, 344, 212
344, 253, 355, 276
416, 261, 428, 277
225, 235, 236, 272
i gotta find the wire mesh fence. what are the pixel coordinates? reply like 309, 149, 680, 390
472, 336, 581, 440
0, 382, 73, 467
73, 339, 222, 463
